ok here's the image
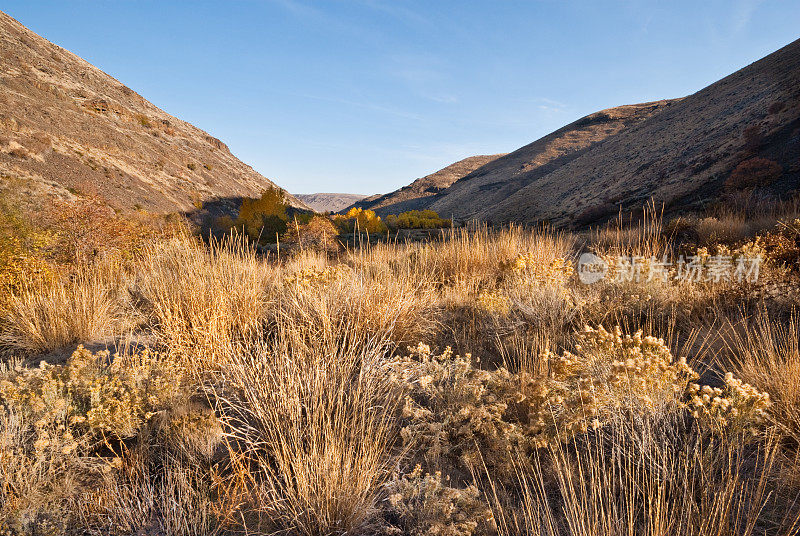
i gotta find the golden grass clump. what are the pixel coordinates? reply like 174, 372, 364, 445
0, 264, 123, 356
213, 335, 402, 535
485, 416, 798, 536
723, 311, 800, 442
135, 235, 274, 367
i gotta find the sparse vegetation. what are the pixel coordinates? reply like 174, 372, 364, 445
2, 200, 800, 535
135, 114, 152, 128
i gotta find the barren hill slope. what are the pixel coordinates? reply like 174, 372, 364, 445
0, 11, 304, 214
296, 193, 366, 213
425, 100, 678, 220
349, 154, 505, 216
484, 38, 800, 227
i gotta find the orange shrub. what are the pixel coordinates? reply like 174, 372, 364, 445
725, 158, 782, 191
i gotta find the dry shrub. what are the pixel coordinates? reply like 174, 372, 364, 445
0, 406, 84, 535
422, 226, 575, 363
726, 158, 783, 191
392, 325, 767, 485
383, 465, 490, 536
0, 264, 123, 356
43, 198, 152, 265
281, 214, 340, 252
760, 218, 800, 271
0, 346, 204, 534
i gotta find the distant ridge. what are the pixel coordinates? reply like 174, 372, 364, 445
347, 154, 505, 216
416, 39, 800, 227
296, 193, 366, 213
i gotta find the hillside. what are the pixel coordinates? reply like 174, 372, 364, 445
348, 154, 505, 216
483, 38, 800, 227
296, 192, 366, 213
422, 100, 678, 221
0, 11, 304, 215
421, 39, 800, 227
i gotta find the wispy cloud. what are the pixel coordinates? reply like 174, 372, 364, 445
385, 53, 460, 104
352, 0, 432, 28
268, 0, 323, 20
299, 92, 426, 122
731, 0, 764, 33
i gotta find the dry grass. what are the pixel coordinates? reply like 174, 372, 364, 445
485, 416, 798, 536
214, 334, 402, 535
0, 262, 124, 356
723, 310, 800, 444
1, 212, 800, 535
134, 234, 275, 368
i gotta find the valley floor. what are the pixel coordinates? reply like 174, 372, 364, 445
1, 206, 800, 535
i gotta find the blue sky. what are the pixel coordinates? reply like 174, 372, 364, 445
4, 1, 800, 195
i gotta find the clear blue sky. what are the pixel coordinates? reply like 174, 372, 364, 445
4, 1, 799, 195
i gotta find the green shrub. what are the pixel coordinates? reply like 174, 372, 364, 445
386, 210, 452, 230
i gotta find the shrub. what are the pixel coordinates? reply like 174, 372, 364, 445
0, 195, 53, 295
42, 197, 150, 264
391, 327, 765, 486
386, 210, 452, 230
0, 346, 187, 440
382, 465, 490, 536
281, 215, 340, 251
0, 347, 206, 534
236, 187, 290, 243
725, 158, 782, 191
768, 101, 786, 115
135, 114, 152, 128
333, 207, 388, 234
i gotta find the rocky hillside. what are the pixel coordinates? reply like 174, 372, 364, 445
480, 38, 800, 227
0, 11, 304, 215
423, 100, 678, 221
419, 39, 800, 227
296, 193, 366, 213
348, 154, 505, 216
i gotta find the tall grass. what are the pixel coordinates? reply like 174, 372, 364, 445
214, 332, 401, 535
1, 214, 799, 535
0, 263, 123, 355
135, 235, 274, 368
724, 310, 800, 444
485, 416, 798, 536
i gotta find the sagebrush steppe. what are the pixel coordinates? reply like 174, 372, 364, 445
1, 204, 800, 535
